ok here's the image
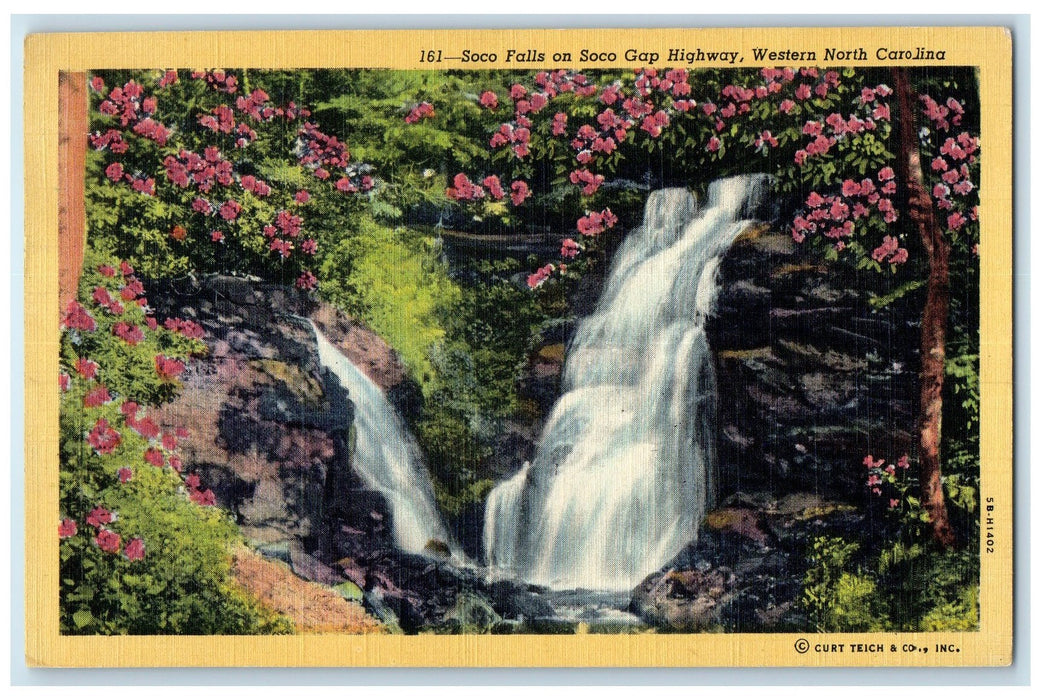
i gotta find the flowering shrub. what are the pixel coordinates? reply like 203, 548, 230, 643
85, 70, 372, 288
59, 253, 288, 634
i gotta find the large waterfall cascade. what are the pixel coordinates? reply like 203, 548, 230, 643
483, 174, 771, 591
311, 323, 455, 558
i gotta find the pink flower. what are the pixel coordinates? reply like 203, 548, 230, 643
294, 190, 310, 204
190, 489, 216, 506
877, 166, 896, 181
863, 454, 885, 469
87, 506, 115, 528
158, 70, 178, 88
210, 230, 224, 243
841, 179, 861, 197
889, 247, 908, 264
87, 418, 121, 454
889, 499, 900, 509
482, 175, 505, 200
83, 385, 112, 408
295, 270, 318, 291
219, 200, 241, 221
526, 263, 555, 289
479, 91, 499, 109
795, 84, 812, 100
104, 162, 124, 182
90, 76, 105, 92
59, 518, 77, 538
947, 211, 967, 231
445, 172, 485, 202
112, 322, 144, 345
124, 537, 145, 561
575, 208, 617, 236
872, 236, 900, 262
300, 238, 318, 255
144, 447, 165, 467
552, 112, 568, 136
269, 239, 293, 258
510, 180, 530, 206
897, 454, 910, 469
75, 358, 99, 380
155, 355, 186, 380
404, 101, 435, 123
95, 528, 122, 553
560, 238, 580, 259
118, 467, 134, 483
568, 169, 604, 196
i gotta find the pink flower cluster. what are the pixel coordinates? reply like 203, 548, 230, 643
90, 129, 128, 154
97, 79, 154, 128
62, 506, 145, 561
298, 121, 350, 172
791, 167, 900, 256
157, 70, 179, 88
576, 208, 618, 237
155, 355, 186, 380
928, 126, 979, 232
920, 94, 964, 132
163, 148, 234, 193
560, 238, 581, 259
863, 453, 910, 502
479, 91, 498, 109
526, 263, 556, 289
184, 473, 217, 507
404, 101, 436, 123
445, 173, 530, 206
235, 88, 308, 123
190, 69, 238, 94
296, 270, 318, 291
87, 418, 122, 455
569, 168, 605, 196
163, 317, 205, 339
198, 104, 236, 134
488, 121, 531, 159
239, 174, 272, 198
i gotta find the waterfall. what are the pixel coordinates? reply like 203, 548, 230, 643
483, 174, 771, 591
311, 324, 453, 557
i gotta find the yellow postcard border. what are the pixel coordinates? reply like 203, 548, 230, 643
24, 26, 1013, 668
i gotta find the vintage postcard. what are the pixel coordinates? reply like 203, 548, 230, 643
23, 25, 1012, 667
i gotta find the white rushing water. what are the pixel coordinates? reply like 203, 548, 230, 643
483, 174, 771, 591
311, 324, 453, 557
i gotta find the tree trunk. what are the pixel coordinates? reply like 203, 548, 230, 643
58, 72, 88, 312
892, 67, 956, 548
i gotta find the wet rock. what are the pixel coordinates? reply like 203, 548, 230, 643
707, 225, 920, 495
630, 491, 867, 632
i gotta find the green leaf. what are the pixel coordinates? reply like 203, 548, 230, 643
73, 609, 94, 629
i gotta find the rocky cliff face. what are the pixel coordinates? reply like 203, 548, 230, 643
707, 225, 920, 496
149, 277, 466, 631
149, 276, 555, 633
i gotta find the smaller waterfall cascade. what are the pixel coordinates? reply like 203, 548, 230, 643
311, 323, 453, 557
483, 174, 771, 591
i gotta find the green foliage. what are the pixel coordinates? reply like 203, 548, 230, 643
319, 218, 459, 390
802, 536, 888, 632
801, 529, 980, 633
